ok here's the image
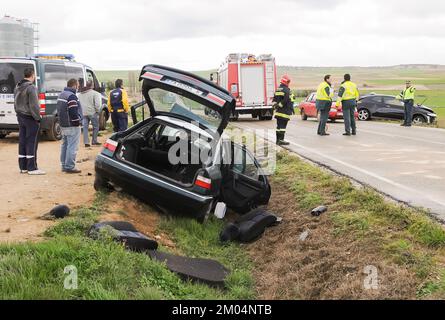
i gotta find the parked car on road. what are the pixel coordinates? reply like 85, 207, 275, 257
357, 94, 437, 124
0, 54, 108, 140
298, 92, 358, 122
95, 65, 271, 222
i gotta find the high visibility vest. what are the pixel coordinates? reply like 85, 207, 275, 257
316, 82, 333, 101
110, 88, 125, 112
339, 81, 359, 101
402, 86, 416, 100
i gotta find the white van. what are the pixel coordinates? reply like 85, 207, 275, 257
0, 54, 109, 140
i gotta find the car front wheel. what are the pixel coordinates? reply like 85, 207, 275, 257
412, 115, 426, 125
301, 110, 308, 121
358, 109, 371, 121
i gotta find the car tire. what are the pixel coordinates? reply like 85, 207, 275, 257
412, 115, 426, 125
0, 133, 7, 139
358, 109, 371, 121
265, 116, 273, 121
94, 174, 111, 192
230, 112, 240, 122
301, 110, 308, 121
99, 108, 109, 131
46, 118, 62, 141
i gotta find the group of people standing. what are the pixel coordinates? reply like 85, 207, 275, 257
273, 74, 416, 144
13, 68, 130, 175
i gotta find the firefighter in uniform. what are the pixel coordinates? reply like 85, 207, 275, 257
337, 74, 360, 136
316, 75, 334, 136
273, 75, 293, 146
396, 81, 416, 127
108, 79, 130, 132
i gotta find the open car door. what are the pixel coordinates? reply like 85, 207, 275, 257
221, 143, 271, 214
139, 65, 235, 136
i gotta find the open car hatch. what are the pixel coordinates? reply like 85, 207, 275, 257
138, 65, 235, 135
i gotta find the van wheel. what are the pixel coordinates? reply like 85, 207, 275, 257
46, 118, 62, 141
99, 108, 109, 131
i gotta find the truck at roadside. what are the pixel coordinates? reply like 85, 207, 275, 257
212, 53, 277, 121
0, 54, 109, 140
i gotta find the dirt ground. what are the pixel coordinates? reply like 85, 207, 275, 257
245, 179, 419, 300
0, 133, 101, 243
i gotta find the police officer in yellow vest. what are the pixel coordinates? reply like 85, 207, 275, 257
108, 79, 130, 133
336, 74, 359, 136
316, 75, 334, 136
396, 81, 416, 127
273, 75, 293, 146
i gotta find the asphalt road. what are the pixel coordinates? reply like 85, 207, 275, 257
235, 116, 445, 221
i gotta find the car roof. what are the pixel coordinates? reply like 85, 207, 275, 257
362, 94, 394, 99
0, 56, 90, 68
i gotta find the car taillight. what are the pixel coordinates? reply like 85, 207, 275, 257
103, 139, 118, 152
195, 175, 212, 190
39, 93, 46, 115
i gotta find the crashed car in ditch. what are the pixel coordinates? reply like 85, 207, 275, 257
95, 65, 271, 222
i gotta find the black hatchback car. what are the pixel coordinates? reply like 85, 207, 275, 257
357, 94, 437, 124
95, 65, 271, 222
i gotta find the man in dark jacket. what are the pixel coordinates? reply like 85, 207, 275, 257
273, 75, 293, 146
14, 68, 46, 175
57, 79, 82, 174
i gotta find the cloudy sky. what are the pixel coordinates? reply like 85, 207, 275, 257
3, 0, 445, 70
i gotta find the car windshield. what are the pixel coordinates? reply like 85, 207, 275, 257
0, 62, 35, 94
148, 88, 222, 132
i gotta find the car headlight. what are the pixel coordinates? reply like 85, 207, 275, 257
427, 113, 437, 117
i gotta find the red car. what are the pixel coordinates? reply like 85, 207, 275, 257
298, 92, 358, 122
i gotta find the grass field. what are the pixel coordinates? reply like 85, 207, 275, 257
2, 149, 445, 299
96, 65, 445, 116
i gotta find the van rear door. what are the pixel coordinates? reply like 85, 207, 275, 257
0, 59, 36, 126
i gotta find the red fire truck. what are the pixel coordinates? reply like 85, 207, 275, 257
212, 53, 277, 121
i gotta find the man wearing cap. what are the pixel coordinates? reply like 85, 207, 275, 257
397, 81, 416, 127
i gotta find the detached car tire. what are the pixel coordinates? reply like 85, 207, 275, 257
46, 118, 62, 141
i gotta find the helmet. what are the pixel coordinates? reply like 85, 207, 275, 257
280, 75, 291, 86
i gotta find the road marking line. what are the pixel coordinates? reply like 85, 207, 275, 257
285, 140, 445, 208
359, 129, 445, 146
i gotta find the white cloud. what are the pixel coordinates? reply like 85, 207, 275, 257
3, 0, 445, 70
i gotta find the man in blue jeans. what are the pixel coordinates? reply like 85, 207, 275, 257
78, 80, 102, 147
57, 79, 82, 174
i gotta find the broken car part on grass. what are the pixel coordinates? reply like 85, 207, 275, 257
89, 221, 229, 287
95, 65, 271, 222
220, 208, 280, 244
